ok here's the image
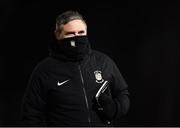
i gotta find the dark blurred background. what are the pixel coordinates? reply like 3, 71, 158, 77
1, 0, 180, 126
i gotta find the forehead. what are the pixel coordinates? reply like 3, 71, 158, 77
63, 19, 87, 31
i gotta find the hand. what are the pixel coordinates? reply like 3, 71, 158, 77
95, 92, 117, 120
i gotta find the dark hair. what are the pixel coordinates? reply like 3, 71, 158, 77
55, 10, 87, 33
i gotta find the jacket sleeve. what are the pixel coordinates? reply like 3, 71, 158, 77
107, 57, 130, 119
21, 70, 47, 126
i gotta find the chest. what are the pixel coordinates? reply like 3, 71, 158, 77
43, 62, 112, 106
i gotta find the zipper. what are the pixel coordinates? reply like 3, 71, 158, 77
78, 65, 91, 126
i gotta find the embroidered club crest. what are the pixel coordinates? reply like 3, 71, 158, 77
94, 70, 104, 83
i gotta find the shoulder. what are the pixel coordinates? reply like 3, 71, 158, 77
90, 49, 115, 64
30, 57, 56, 76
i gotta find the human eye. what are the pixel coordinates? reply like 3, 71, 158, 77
78, 30, 85, 35
65, 32, 75, 36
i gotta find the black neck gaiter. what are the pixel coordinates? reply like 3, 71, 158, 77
49, 35, 91, 61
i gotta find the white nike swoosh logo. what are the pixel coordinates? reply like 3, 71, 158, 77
57, 79, 69, 86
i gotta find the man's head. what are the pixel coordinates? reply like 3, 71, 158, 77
55, 11, 87, 40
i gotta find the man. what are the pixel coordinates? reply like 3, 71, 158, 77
21, 10, 130, 127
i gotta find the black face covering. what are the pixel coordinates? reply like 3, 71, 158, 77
50, 35, 91, 61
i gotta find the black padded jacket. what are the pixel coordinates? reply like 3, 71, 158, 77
21, 49, 130, 127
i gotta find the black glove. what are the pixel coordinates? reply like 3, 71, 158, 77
98, 92, 117, 120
